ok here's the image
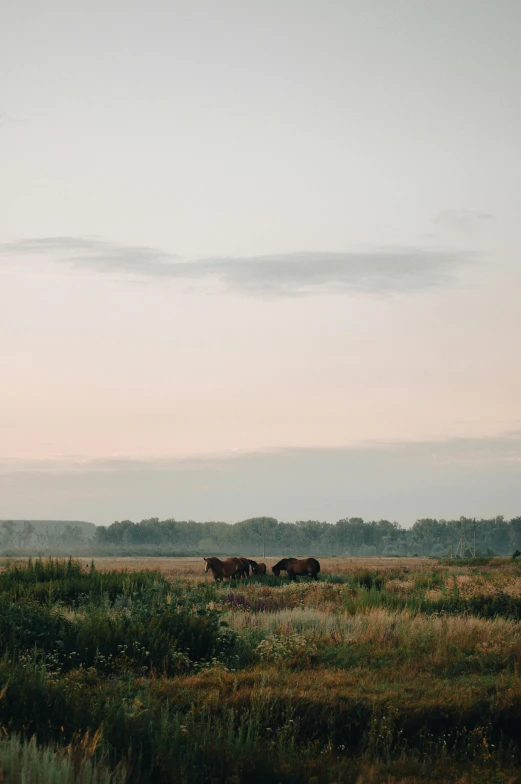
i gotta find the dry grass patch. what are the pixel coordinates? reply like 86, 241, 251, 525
0, 555, 441, 580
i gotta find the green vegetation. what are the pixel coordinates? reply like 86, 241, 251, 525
0, 521, 95, 553
3, 515, 521, 558
0, 733, 127, 784
93, 515, 521, 557
2, 558, 521, 781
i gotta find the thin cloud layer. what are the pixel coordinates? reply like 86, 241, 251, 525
0, 112, 28, 127
3, 430, 520, 474
433, 209, 496, 235
0, 432, 519, 525
0, 236, 470, 296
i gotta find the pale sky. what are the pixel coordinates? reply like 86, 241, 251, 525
1, 1, 520, 524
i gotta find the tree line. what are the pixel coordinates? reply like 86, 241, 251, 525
91, 515, 521, 557
0, 520, 95, 552
2, 516, 520, 557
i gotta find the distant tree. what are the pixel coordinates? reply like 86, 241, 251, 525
89, 514, 521, 557
1, 521, 15, 547
509, 518, 521, 550
35, 529, 48, 547
14, 524, 26, 549
21, 521, 35, 548
45, 526, 58, 549
63, 524, 85, 545
94, 526, 108, 545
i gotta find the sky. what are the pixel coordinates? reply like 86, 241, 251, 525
1, 0, 520, 525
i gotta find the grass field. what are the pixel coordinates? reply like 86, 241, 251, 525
0, 555, 463, 580
0, 555, 521, 782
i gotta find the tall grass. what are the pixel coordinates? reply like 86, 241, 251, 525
0, 734, 126, 784
0, 558, 168, 605
1, 559, 521, 782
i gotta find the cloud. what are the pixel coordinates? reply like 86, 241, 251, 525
0, 236, 471, 296
0, 112, 28, 128
433, 209, 496, 235
197, 249, 469, 296
3, 236, 174, 274
0, 432, 519, 525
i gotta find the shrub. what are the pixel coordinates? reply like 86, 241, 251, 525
257, 631, 318, 664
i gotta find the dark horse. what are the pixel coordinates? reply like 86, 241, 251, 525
204, 557, 242, 581
272, 557, 320, 580
248, 559, 267, 575
235, 557, 250, 578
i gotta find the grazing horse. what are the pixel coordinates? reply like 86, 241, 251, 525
248, 559, 267, 576
272, 557, 320, 580
234, 557, 251, 578
204, 557, 242, 581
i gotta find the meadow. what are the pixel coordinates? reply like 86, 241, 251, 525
0, 556, 521, 782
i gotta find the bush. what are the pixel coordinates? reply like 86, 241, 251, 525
0, 563, 235, 676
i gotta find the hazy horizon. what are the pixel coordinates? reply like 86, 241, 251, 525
1, 1, 520, 524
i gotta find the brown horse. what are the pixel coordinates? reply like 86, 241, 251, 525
204, 557, 242, 581
271, 557, 320, 580
248, 559, 267, 575
235, 557, 250, 578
